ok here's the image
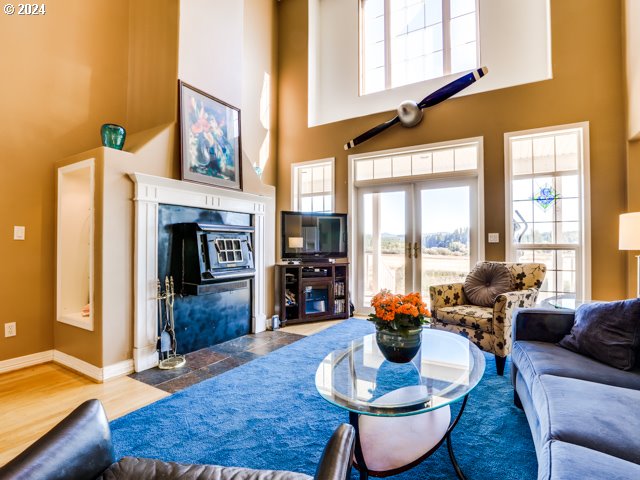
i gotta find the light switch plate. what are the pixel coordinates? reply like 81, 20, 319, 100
488, 233, 500, 243
13, 226, 25, 240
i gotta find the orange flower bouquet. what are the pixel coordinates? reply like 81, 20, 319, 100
368, 290, 432, 331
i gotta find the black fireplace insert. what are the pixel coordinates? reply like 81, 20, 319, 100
172, 222, 255, 296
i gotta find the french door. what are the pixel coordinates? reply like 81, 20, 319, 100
356, 178, 479, 313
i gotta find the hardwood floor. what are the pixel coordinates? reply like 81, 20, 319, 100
0, 363, 168, 467
0, 319, 348, 467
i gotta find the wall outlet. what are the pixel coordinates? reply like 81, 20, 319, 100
13, 226, 25, 240
488, 233, 500, 243
4, 322, 16, 337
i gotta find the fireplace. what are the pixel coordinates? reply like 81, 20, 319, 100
156, 206, 256, 354
130, 173, 268, 372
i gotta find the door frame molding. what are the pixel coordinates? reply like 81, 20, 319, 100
348, 137, 485, 315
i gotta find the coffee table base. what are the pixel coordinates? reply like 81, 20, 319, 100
349, 395, 470, 479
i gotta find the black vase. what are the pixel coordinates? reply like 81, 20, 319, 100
375, 326, 422, 363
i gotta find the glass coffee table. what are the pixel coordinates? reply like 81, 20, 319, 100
315, 328, 485, 479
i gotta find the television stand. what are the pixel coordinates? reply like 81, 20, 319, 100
277, 261, 350, 325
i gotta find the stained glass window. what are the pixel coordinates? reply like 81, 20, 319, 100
507, 126, 588, 302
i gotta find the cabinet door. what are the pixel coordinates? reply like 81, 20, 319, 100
301, 279, 334, 320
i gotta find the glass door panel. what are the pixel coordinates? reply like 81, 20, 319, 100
361, 189, 411, 309
418, 185, 472, 300
303, 283, 330, 316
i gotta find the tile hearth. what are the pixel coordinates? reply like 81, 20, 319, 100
130, 330, 304, 393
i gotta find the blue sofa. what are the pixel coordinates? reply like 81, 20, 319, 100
511, 308, 640, 480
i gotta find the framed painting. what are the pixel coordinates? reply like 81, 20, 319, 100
179, 81, 242, 190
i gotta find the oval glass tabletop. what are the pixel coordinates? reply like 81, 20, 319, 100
315, 328, 486, 416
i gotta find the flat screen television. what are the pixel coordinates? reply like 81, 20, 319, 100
281, 211, 348, 260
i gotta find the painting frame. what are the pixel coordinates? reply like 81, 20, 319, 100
178, 81, 242, 191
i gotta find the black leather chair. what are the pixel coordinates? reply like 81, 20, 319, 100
0, 399, 355, 480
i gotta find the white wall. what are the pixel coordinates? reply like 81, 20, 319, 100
309, 0, 552, 127
179, 0, 244, 108
177, 0, 277, 318
627, 0, 640, 140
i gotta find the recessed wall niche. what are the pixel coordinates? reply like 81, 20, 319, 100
56, 159, 94, 331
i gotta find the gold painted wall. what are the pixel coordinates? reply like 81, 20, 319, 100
624, 0, 640, 297
126, 0, 180, 133
277, 0, 629, 300
1, 0, 278, 365
0, 0, 130, 361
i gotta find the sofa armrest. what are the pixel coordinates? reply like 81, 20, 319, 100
0, 399, 115, 480
429, 283, 467, 312
314, 424, 355, 480
512, 308, 576, 343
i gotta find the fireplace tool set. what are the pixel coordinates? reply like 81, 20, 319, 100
156, 276, 186, 369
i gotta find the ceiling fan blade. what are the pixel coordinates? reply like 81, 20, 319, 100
344, 115, 401, 150
417, 66, 488, 110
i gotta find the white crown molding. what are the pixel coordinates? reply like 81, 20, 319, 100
0, 350, 54, 374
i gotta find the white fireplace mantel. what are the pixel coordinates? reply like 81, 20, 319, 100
129, 173, 268, 372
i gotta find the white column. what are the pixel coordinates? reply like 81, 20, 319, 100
132, 193, 160, 372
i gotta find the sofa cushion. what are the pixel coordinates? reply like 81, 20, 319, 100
532, 375, 640, 464
559, 298, 640, 370
512, 341, 640, 391
463, 262, 514, 307
537, 440, 640, 480
436, 305, 493, 332
100, 457, 312, 480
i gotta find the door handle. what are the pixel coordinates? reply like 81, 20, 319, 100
406, 242, 412, 258
413, 242, 420, 259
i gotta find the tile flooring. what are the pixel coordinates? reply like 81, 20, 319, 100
129, 330, 305, 393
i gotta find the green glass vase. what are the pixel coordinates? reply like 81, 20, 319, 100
101, 123, 126, 150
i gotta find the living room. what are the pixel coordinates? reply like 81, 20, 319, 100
1, 0, 640, 479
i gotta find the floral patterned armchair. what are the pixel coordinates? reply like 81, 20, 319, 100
429, 262, 546, 375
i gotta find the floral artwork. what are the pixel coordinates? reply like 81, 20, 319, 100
179, 81, 242, 190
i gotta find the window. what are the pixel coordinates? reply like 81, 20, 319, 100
505, 124, 591, 302
292, 158, 335, 212
353, 142, 478, 182
360, 0, 479, 95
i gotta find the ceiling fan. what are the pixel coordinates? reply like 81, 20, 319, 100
344, 66, 488, 150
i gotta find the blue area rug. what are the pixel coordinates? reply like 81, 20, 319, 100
111, 319, 537, 479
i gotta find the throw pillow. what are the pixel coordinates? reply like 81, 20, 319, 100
463, 262, 514, 307
559, 299, 640, 370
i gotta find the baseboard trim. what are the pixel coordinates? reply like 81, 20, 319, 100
53, 350, 103, 381
0, 350, 54, 374
1, 350, 135, 382
103, 359, 134, 380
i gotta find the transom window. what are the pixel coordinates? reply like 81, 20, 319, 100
360, 0, 479, 95
354, 142, 478, 181
292, 158, 335, 212
505, 124, 591, 302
